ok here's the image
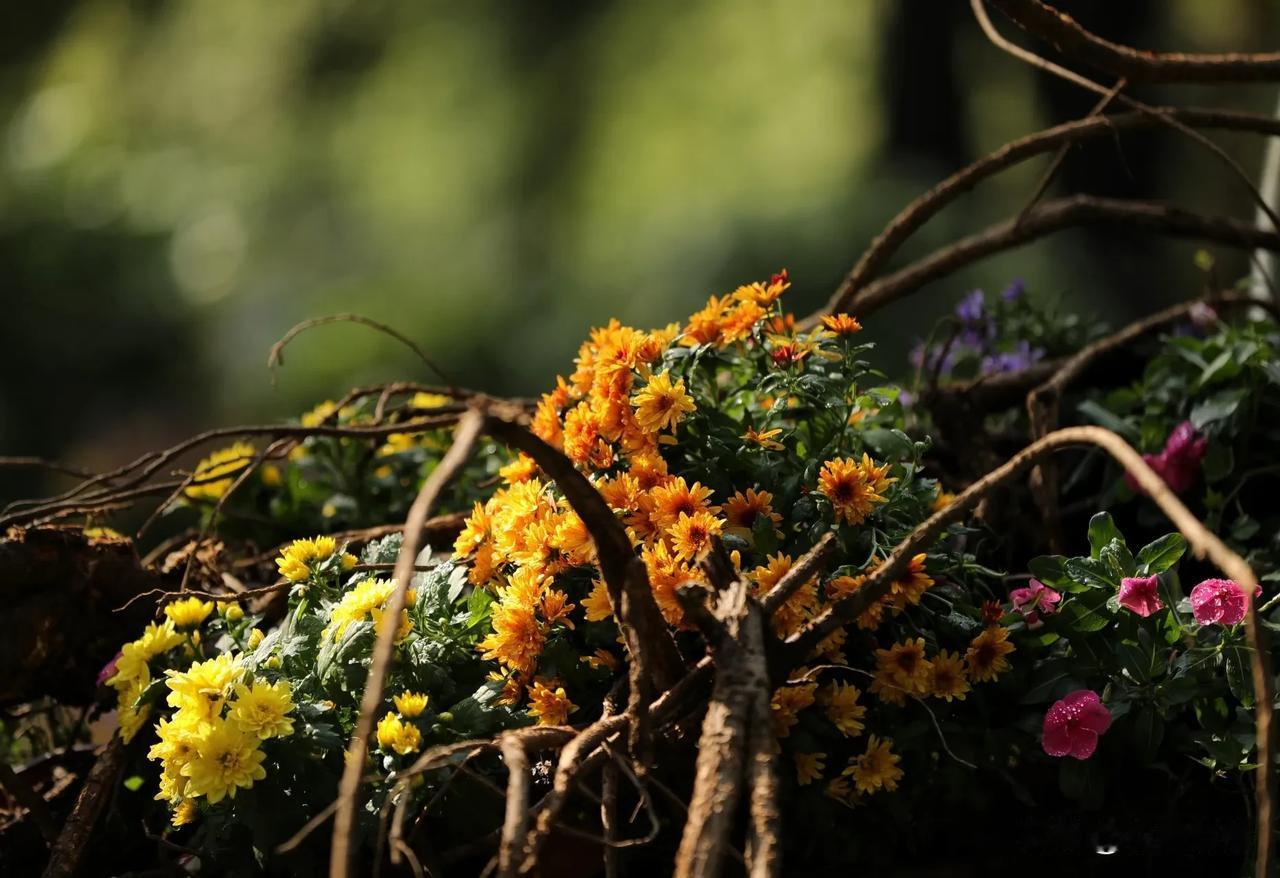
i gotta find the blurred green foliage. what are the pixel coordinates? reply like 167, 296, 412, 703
2, 0, 1278, 500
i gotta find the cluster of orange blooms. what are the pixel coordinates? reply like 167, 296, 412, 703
451, 274, 1015, 764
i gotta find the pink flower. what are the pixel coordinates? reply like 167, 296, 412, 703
1042, 690, 1112, 760
1125, 421, 1207, 495
1009, 579, 1061, 629
1189, 578, 1258, 626
96, 651, 121, 687
1117, 575, 1163, 618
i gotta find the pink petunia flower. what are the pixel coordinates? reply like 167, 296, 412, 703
1125, 421, 1208, 495
1042, 690, 1112, 760
1189, 578, 1259, 626
1117, 575, 1164, 618
1009, 579, 1061, 629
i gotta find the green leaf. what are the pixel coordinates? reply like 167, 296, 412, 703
1087, 512, 1122, 560
1099, 539, 1136, 580
1065, 556, 1119, 591
1225, 646, 1256, 709
1028, 555, 1068, 588
1190, 387, 1247, 429
1201, 442, 1234, 484
1076, 400, 1139, 440
861, 428, 915, 460
1132, 707, 1164, 764
1135, 533, 1187, 575
1059, 591, 1112, 633
1020, 662, 1080, 704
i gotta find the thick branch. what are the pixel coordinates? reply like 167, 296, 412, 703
41, 738, 126, 878
842, 196, 1280, 319
675, 578, 771, 878
988, 0, 1280, 83
818, 108, 1280, 320
481, 407, 684, 691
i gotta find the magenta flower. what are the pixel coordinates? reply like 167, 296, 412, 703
1189, 578, 1258, 626
96, 651, 121, 687
1042, 690, 1112, 760
1009, 579, 1061, 629
1125, 421, 1208, 495
1117, 575, 1164, 618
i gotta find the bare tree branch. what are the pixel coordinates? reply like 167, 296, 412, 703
987, 0, 1280, 83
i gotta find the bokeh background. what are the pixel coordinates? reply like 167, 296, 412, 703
4, 0, 1279, 501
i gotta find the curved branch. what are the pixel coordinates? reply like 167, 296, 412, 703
841, 195, 1280, 319
818, 108, 1280, 320
971, 0, 1280, 246
987, 0, 1280, 83
481, 406, 685, 693
330, 408, 486, 878
268, 313, 455, 388
783, 425, 1274, 878
1025, 292, 1280, 551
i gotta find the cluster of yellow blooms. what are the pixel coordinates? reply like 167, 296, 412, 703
185, 442, 256, 502
375, 690, 433, 756
275, 535, 358, 583
149, 654, 295, 816
107, 592, 292, 824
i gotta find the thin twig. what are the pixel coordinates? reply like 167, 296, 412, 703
267, 313, 455, 388
330, 408, 486, 878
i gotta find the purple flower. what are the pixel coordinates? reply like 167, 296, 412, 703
1009, 579, 1061, 628
980, 340, 1044, 375
1000, 279, 1025, 302
1117, 575, 1164, 617
955, 289, 986, 324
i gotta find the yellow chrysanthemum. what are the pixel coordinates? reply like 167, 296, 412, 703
185, 442, 255, 502
376, 712, 422, 756
165, 654, 244, 721
929, 650, 970, 701
393, 691, 430, 718
172, 798, 199, 827
165, 597, 214, 630
769, 682, 817, 739
229, 680, 295, 739
966, 626, 1015, 683
117, 680, 151, 744
817, 454, 896, 526
667, 510, 724, 563
874, 638, 932, 697
843, 735, 902, 795
527, 680, 576, 726
819, 681, 867, 737
108, 620, 185, 689
723, 488, 783, 538
581, 579, 613, 622
632, 371, 695, 434
820, 313, 863, 335
276, 536, 351, 583
324, 578, 405, 640
795, 752, 826, 786
181, 719, 268, 804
